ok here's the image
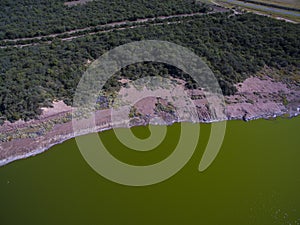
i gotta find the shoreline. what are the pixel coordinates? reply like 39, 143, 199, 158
0, 111, 299, 168
1, 75, 300, 167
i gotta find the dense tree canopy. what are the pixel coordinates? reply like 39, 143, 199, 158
0, 12, 299, 123
0, 0, 207, 39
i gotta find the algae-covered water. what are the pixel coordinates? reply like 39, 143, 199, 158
0, 117, 299, 225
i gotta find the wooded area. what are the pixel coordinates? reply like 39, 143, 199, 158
0, 0, 207, 40
0, 11, 299, 123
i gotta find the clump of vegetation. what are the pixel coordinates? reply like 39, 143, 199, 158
0, 112, 72, 142
129, 106, 142, 118
155, 98, 176, 115
246, 99, 254, 104
277, 90, 289, 106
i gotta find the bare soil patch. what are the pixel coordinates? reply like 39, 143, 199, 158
64, 0, 94, 7
1, 75, 299, 166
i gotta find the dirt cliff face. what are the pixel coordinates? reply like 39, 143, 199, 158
1, 76, 300, 166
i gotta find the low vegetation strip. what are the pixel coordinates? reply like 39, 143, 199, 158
239, 0, 300, 12
252, 0, 300, 9
217, 0, 300, 21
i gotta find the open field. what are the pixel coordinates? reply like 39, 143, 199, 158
214, 0, 300, 22
236, 5, 300, 22
252, 0, 300, 9
212, 0, 300, 9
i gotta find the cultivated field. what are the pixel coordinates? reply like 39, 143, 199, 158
253, 0, 300, 9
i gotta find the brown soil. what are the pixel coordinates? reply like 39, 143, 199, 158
0, 76, 299, 166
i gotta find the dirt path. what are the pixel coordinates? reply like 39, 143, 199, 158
2, 12, 210, 43
0, 8, 228, 48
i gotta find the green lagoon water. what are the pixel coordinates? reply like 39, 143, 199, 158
0, 117, 300, 225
